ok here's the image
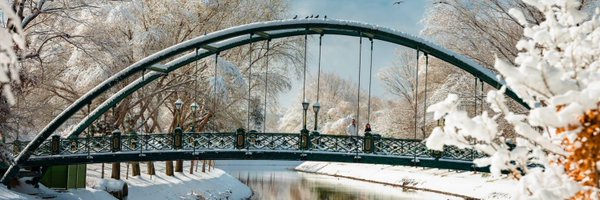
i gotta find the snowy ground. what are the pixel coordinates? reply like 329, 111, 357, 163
85, 162, 252, 200
295, 161, 517, 199
1, 177, 115, 200
2, 161, 251, 200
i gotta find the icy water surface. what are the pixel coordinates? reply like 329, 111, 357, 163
217, 160, 457, 200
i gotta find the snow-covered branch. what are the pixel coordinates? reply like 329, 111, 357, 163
426, 0, 600, 198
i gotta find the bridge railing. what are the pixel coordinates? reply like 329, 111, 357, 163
14, 131, 484, 162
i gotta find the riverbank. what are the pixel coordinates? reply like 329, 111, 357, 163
86, 162, 252, 199
219, 160, 461, 199
295, 161, 516, 199
2, 162, 251, 199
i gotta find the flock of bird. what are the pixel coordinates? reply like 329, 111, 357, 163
292, 1, 408, 20
292, 15, 326, 20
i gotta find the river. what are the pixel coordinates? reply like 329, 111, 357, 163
216, 160, 459, 200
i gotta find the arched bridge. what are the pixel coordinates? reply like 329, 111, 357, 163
2, 19, 527, 184
9, 131, 486, 171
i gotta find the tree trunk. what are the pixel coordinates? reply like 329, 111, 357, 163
175, 160, 183, 172
165, 161, 174, 176
101, 163, 105, 178
147, 161, 155, 175
202, 160, 206, 173
111, 162, 120, 180
189, 160, 194, 174
131, 162, 140, 176
126, 163, 129, 179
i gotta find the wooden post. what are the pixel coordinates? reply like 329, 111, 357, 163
147, 162, 155, 175
111, 163, 121, 180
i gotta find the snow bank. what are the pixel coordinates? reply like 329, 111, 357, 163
0, 185, 28, 200
4, 163, 251, 199
295, 161, 516, 199
86, 162, 252, 200
3, 177, 116, 200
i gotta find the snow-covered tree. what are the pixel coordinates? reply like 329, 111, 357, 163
0, 0, 25, 164
279, 72, 383, 135
426, 0, 600, 198
0, 1, 24, 104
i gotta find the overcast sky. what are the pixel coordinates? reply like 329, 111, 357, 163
279, 0, 428, 108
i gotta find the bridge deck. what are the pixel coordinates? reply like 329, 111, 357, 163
8, 132, 487, 171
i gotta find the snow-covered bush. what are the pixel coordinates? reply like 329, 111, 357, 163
426, 0, 600, 198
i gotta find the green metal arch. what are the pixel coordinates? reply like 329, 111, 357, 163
2, 19, 526, 185
67, 28, 528, 138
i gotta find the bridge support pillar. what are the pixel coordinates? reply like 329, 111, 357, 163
111, 130, 122, 152
299, 129, 310, 150
235, 128, 246, 149
173, 127, 183, 150
51, 135, 60, 155
363, 132, 374, 153
111, 129, 122, 180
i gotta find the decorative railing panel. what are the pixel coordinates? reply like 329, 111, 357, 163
143, 133, 172, 151
311, 135, 363, 153
247, 133, 299, 150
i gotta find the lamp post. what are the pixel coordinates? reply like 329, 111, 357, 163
302, 100, 309, 131
312, 102, 320, 131
190, 102, 199, 132
300, 100, 310, 150
175, 99, 183, 127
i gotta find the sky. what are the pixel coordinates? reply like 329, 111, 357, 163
280, 0, 428, 108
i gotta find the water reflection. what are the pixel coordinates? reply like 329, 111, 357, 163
218, 160, 457, 200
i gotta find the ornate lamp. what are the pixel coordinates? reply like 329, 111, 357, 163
312, 102, 320, 131
190, 102, 199, 132
175, 99, 183, 127
301, 100, 309, 131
